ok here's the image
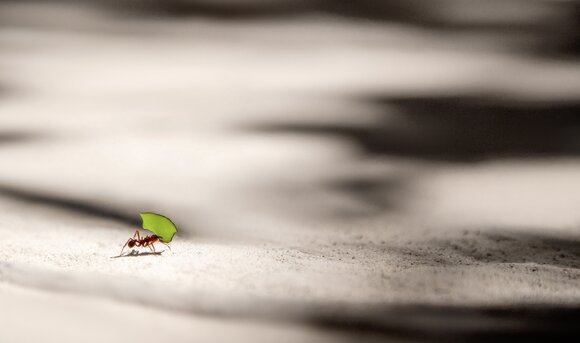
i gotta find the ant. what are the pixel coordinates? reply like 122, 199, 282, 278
117, 230, 171, 257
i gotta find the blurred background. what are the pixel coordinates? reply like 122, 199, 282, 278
1, 0, 580, 238
1, 0, 580, 342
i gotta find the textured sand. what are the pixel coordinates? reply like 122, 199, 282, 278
1, 2, 580, 342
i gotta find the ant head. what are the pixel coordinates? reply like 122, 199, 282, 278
128, 240, 136, 248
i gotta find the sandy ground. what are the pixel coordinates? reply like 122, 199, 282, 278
0, 282, 370, 343
1, 2, 580, 342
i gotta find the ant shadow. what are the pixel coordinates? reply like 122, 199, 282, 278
110, 249, 166, 259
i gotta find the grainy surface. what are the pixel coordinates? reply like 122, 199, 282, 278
1, 1, 580, 342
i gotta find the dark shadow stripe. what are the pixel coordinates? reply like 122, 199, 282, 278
307, 303, 580, 342
0, 132, 44, 145
243, 97, 580, 162
2, 256, 579, 342
0, 184, 140, 226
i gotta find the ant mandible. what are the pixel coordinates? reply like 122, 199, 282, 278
118, 230, 170, 256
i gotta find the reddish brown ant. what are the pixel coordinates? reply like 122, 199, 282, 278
118, 230, 171, 256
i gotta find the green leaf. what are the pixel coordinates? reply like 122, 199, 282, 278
140, 212, 177, 243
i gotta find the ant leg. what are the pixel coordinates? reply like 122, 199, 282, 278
119, 238, 131, 256
160, 242, 171, 251
133, 230, 141, 240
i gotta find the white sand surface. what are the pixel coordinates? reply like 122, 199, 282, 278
1, 2, 580, 341
0, 282, 363, 343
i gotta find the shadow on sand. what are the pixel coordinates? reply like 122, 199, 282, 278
0, 128, 45, 146
309, 302, 580, 342
94, 0, 580, 58
110, 250, 165, 258
0, 184, 141, 227
442, 230, 580, 270
309, 228, 580, 341
246, 96, 580, 162
388, 228, 580, 270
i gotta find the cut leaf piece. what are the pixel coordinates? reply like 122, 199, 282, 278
140, 212, 177, 243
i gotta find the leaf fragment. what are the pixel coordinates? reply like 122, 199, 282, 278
140, 212, 177, 243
